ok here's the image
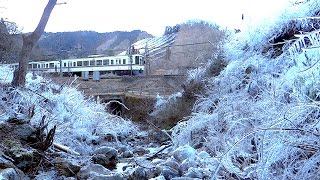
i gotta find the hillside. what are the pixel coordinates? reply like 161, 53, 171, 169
31, 30, 153, 60
129, 21, 225, 75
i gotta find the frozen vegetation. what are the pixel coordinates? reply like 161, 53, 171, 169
0, 66, 138, 155
162, 0, 320, 179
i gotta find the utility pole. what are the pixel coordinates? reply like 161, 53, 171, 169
128, 45, 133, 76
59, 59, 62, 77
144, 42, 149, 76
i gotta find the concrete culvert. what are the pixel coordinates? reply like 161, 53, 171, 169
104, 99, 123, 116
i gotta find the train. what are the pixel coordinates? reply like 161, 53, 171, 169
9, 54, 145, 76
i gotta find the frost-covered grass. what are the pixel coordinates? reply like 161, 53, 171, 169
0, 67, 138, 154
171, 1, 320, 179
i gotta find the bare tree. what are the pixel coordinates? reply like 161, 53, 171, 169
11, 0, 57, 86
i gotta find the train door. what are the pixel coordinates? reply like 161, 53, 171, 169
68, 61, 72, 72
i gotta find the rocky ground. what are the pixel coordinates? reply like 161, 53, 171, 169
0, 119, 215, 180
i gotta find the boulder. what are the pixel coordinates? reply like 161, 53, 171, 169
159, 158, 180, 172
133, 147, 149, 156
122, 150, 133, 158
130, 167, 147, 180
172, 177, 202, 180
184, 167, 211, 179
173, 145, 196, 162
0, 155, 15, 169
4, 143, 40, 171
158, 166, 179, 179
53, 157, 81, 177
77, 163, 124, 180
92, 146, 118, 170
150, 175, 166, 180
0, 168, 28, 180
179, 158, 199, 174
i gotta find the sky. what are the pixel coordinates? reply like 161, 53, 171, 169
1, 0, 289, 36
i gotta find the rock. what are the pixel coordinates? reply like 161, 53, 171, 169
122, 150, 133, 158
117, 145, 128, 154
150, 175, 166, 180
184, 167, 211, 179
4, 143, 40, 171
173, 145, 196, 162
152, 159, 165, 165
0, 168, 28, 180
92, 146, 118, 170
133, 147, 149, 156
179, 158, 199, 174
93, 146, 118, 155
159, 158, 180, 172
149, 130, 171, 143
0, 155, 15, 169
86, 135, 100, 145
77, 163, 124, 180
130, 167, 148, 180
197, 151, 211, 159
53, 157, 81, 177
159, 166, 179, 179
172, 177, 202, 180
14, 124, 36, 141
136, 131, 149, 140
103, 134, 117, 142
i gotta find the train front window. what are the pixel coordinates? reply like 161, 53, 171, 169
49, 63, 54, 68
28, 64, 32, 69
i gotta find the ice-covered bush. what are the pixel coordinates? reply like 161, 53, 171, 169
0, 68, 138, 154
172, 0, 320, 179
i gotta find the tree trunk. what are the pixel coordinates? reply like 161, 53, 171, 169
11, 0, 57, 87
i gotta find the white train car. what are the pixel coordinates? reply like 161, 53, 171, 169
10, 54, 145, 76
60, 54, 144, 74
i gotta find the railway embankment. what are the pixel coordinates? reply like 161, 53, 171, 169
49, 75, 186, 121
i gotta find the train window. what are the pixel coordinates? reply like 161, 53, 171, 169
83, 61, 89, 66
103, 60, 108, 65
77, 61, 83, 66
90, 60, 95, 66
28, 64, 32, 69
64, 63, 67, 67
135, 56, 139, 64
97, 60, 102, 65
123, 59, 126, 64
49, 63, 54, 68
73, 62, 76, 67
46, 64, 49, 68
111, 60, 114, 65
32, 64, 37, 69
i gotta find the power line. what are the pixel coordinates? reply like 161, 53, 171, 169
45, 41, 213, 57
